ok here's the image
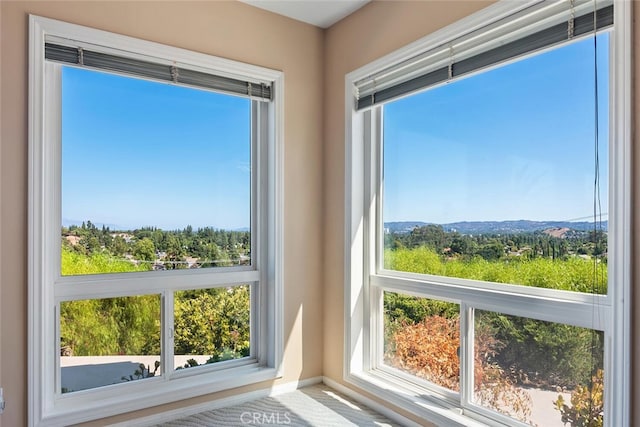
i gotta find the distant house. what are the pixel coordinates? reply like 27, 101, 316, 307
110, 233, 134, 243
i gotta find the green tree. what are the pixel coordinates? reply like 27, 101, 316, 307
60, 295, 160, 356
133, 237, 155, 262
406, 225, 448, 252
165, 235, 185, 269
109, 235, 128, 256
80, 235, 101, 254
174, 286, 250, 356
450, 234, 477, 256
478, 240, 505, 260
60, 248, 157, 355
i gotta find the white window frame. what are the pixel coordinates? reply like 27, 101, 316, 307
344, 1, 631, 426
28, 15, 284, 427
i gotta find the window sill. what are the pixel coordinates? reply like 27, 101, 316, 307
345, 371, 501, 427
40, 364, 280, 427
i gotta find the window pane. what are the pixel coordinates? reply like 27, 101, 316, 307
474, 310, 604, 426
382, 35, 609, 294
60, 294, 161, 393
61, 67, 251, 276
174, 285, 250, 370
383, 292, 460, 392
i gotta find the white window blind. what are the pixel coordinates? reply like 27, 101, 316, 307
45, 42, 272, 100
354, 0, 612, 110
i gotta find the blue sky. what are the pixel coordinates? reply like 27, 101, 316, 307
62, 34, 609, 231
62, 67, 251, 231
383, 34, 609, 224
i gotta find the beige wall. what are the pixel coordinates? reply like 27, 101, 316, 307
0, 1, 324, 425
322, 0, 638, 425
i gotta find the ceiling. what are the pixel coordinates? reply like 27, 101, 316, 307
239, 0, 370, 29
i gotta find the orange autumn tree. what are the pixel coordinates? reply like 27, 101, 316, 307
386, 315, 532, 423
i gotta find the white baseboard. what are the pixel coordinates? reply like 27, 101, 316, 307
108, 376, 323, 426
322, 376, 422, 427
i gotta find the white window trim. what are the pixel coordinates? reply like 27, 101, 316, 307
344, 1, 631, 426
28, 15, 284, 427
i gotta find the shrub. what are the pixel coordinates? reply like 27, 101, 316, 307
60, 295, 161, 356
386, 315, 532, 423
60, 248, 251, 358
384, 247, 607, 293
475, 364, 532, 422
478, 311, 603, 388
387, 315, 460, 390
384, 247, 606, 387
61, 246, 149, 275
173, 286, 250, 356
554, 369, 604, 427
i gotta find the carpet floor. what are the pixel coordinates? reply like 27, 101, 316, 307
155, 383, 401, 426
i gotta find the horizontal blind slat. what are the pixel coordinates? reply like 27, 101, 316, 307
82, 50, 171, 82
44, 43, 272, 100
356, 4, 612, 111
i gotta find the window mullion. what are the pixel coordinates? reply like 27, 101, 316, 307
253, 99, 266, 363
363, 108, 376, 276
163, 290, 174, 377
365, 284, 381, 372
373, 106, 384, 274
43, 61, 63, 411
359, 107, 372, 372
608, 2, 632, 424
459, 303, 474, 411
54, 302, 62, 397
249, 282, 257, 360
251, 100, 260, 272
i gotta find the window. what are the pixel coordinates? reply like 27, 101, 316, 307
345, 1, 630, 426
29, 15, 283, 426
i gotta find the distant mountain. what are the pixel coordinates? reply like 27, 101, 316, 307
385, 220, 608, 235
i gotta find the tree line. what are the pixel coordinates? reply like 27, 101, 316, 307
385, 224, 607, 262
62, 220, 251, 269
